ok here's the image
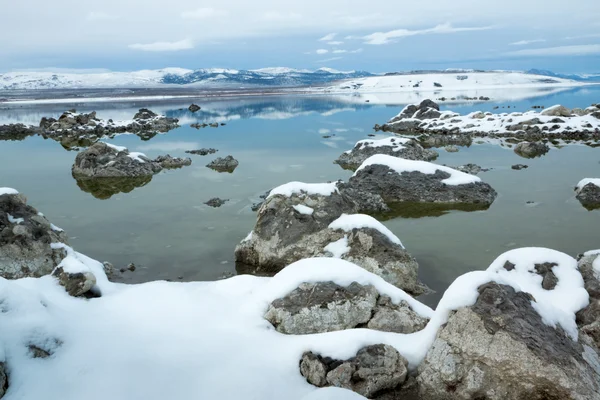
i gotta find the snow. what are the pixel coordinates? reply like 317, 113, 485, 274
103, 142, 127, 152
268, 182, 339, 199
301, 387, 366, 400
584, 250, 600, 274
0, 187, 19, 196
354, 154, 481, 186
242, 231, 253, 242
7, 214, 24, 224
576, 178, 600, 192
293, 204, 315, 215
324, 236, 350, 258
127, 152, 148, 163
329, 214, 403, 248
0, 246, 591, 399
50, 223, 64, 232
353, 137, 410, 152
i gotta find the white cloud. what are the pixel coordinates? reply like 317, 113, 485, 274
86, 11, 120, 21
564, 33, 600, 40
509, 39, 545, 46
129, 38, 194, 52
316, 49, 329, 54
262, 11, 302, 21
181, 8, 228, 19
318, 33, 337, 41
327, 41, 344, 45
316, 56, 343, 63
332, 49, 346, 54
362, 23, 493, 45
507, 44, 600, 57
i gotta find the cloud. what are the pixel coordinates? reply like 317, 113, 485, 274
318, 33, 337, 41
564, 33, 600, 40
129, 39, 194, 52
316, 49, 329, 54
316, 56, 343, 63
262, 11, 302, 21
332, 48, 363, 54
506, 44, 600, 57
327, 41, 344, 45
181, 8, 228, 19
509, 39, 546, 46
362, 23, 493, 45
86, 11, 120, 21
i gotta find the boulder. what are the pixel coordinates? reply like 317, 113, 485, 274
300, 345, 409, 398
445, 145, 459, 152
420, 134, 472, 148
575, 180, 600, 210
367, 295, 428, 333
205, 198, 229, 208
132, 108, 157, 120
206, 155, 239, 173
185, 148, 217, 156
541, 105, 571, 117
0, 363, 6, 399
52, 266, 97, 297
514, 141, 550, 158
451, 164, 482, 175
576, 252, 600, 347
0, 191, 68, 279
153, 155, 192, 169
0, 123, 38, 141
72, 142, 162, 178
417, 282, 600, 400
335, 137, 438, 171
188, 104, 201, 112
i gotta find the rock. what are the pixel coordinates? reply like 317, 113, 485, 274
205, 198, 229, 208
452, 163, 482, 175
470, 111, 486, 119
444, 145, 459, 152
576, 253, 600, 348
0, 192, 68, 279
541, 105, 571, 117
206, 155, 239, 173
417, 282, 600, 400
335, 138, 438, 171
188, 104, 201, 112
420, 134, 472, 148
72, 142, 162, 178
264, 282, 378, 334
0, 123, 38, 141
52, 266, 97, 297
186, 148, 217, 156
367, 295, 428, 333
514, 141, 550, 158
132, 108, 157, 120
301, 345, 408, 398
153, 155, 192, 169
576, 181, 600, 210
511, 164, 529, 170
434, 82, 442, 87
414, 108, 442, 120
0, 363, 6, 398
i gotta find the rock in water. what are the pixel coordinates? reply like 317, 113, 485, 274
514, 141, 550, 158
72, 142, 162, 178
188, 104, 201, 112
204, 198, 229, 208
300, 345, 409, 398
335, 137, 438, 171
511, 164, 529, 170
575, 179, 600, 210
153, 155, 192, 169
417, 282, 600, 400
0, 191, 68, 279
452, 163, 482, 175
206, 156, 239, 173
540, 105, 572, 117
576, 252, 600, 348
185, 148, 217, 156
444, 145, 459, 152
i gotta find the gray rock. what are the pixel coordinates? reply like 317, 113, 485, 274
52, 266, 97, 297
367, 295, 428, 333
188, 104, 201, 112
444, 145, 459, 153
72, 142, 162, 178
0, 363, 6, 399
470, 111, 486, 119
185, 148, 217, 156
576, 182, 600, 210
417, 282, 600, 400
206, 155, 239, 173
335, 138, 438, 171
511, 164, 529, 170
0, 123, 38, 141
133, 108, 157, 120
414, 108, 442, 120
452, 163, 482, 175
514, 141, 550, 158
0, 192, 68, 279
264, 282, 379, 334
572, 108, 586, 116
204, 197, 229, 208
420, 134, 473, 148
541, 105, 571, 117
300, 352, 330, 387
153, 155, 192, 169
577, 253, 600, 348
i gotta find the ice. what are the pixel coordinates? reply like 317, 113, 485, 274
103, 142, 128, 152
576, 178, 600, 192
268, 182, 339, 199
0, 187, 19, 196
324, 236, 350, 258
354, 154, 481, 186
293, 204, 315, 215
127, 152, 148, 163
329, 214, 403, 247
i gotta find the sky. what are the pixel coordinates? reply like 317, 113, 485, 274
1, 0, 599, 74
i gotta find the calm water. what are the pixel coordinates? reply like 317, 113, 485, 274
1, 87, 599, 306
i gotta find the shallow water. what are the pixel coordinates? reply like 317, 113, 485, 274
1, 87, 599, 306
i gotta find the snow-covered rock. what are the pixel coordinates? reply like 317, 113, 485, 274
335, 137, 438, 171
575, 178, 600, 210
514, 141, 550, 158
0, 190, 69, 279
541, 104, 572, 117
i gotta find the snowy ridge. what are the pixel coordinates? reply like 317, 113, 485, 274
329, 214, 404, 247
576, 178, 600, 192
0, 187, 19, 196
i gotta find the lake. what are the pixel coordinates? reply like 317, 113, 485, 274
1, 86, 599, 306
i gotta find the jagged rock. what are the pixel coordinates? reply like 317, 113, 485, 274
541, 105, 571, 117
420, 134, 472, 148
153, 155, 192, 169
185, 148, 217, 156
52, 266, 97, 297
206, 155, 239, 173
0, 123, 38, 141
512, 164, 529, 170
576, 181, 600, 210
335, 138, 438, 171
367, 295, 428, 333
417, 282, 600, 400
133, 108, 157, 120
514, 141, 550, 158
576, 252, 600, 347
204, 198, 229, 208
72, 142, 162, 178
0, 192, 68, 279
301, 345, 409, 398
188, 104, 201, 112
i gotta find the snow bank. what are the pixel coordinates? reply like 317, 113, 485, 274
268, 182, 339, 199
0, 187, 19, 196
576, 178, 600, 192
329, 214, 403, 247
127, 152, 148, 163
353, 137, 410, 152
354, 154, 481, 186
293, 204, 315, 215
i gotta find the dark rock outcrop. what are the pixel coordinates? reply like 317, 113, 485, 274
576, 181, 600, 210
514, 141, 550, 158
206, 155, 239, 173
185, 148, 217, 156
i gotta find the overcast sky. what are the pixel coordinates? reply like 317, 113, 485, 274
1, 0, 599, 73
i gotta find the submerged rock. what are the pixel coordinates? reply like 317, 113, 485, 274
74, 175, 153, 200
72, 142, 162, 178
188, 104, 201, 112
451, 163, 483, 175
300, 345, 409, 397
206, 155, 239, 173
444, 145, 459, 152
514, 141, 550, 158
204, 198, 229, 208
185, 148, 217, 156
0, 191, 68, 279
335, 137, 438, 171
511, 164, 529, 170
417, 282, 600, 400
575, 179, 600, 210
153, 155, 192, 169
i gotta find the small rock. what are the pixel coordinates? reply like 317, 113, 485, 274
185, 148, 218, 156
206, 155, 239, 173
52, 267, 97, 297
188, 104, 201, 112
204, 198, 229, 208
444, 145, 459, 152
512, 164, 529, 170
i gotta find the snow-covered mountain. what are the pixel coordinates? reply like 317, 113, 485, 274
526, 69, 600, 82
0, 68, 373, 90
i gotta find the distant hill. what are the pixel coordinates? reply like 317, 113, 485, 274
526, 69, 600, 82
